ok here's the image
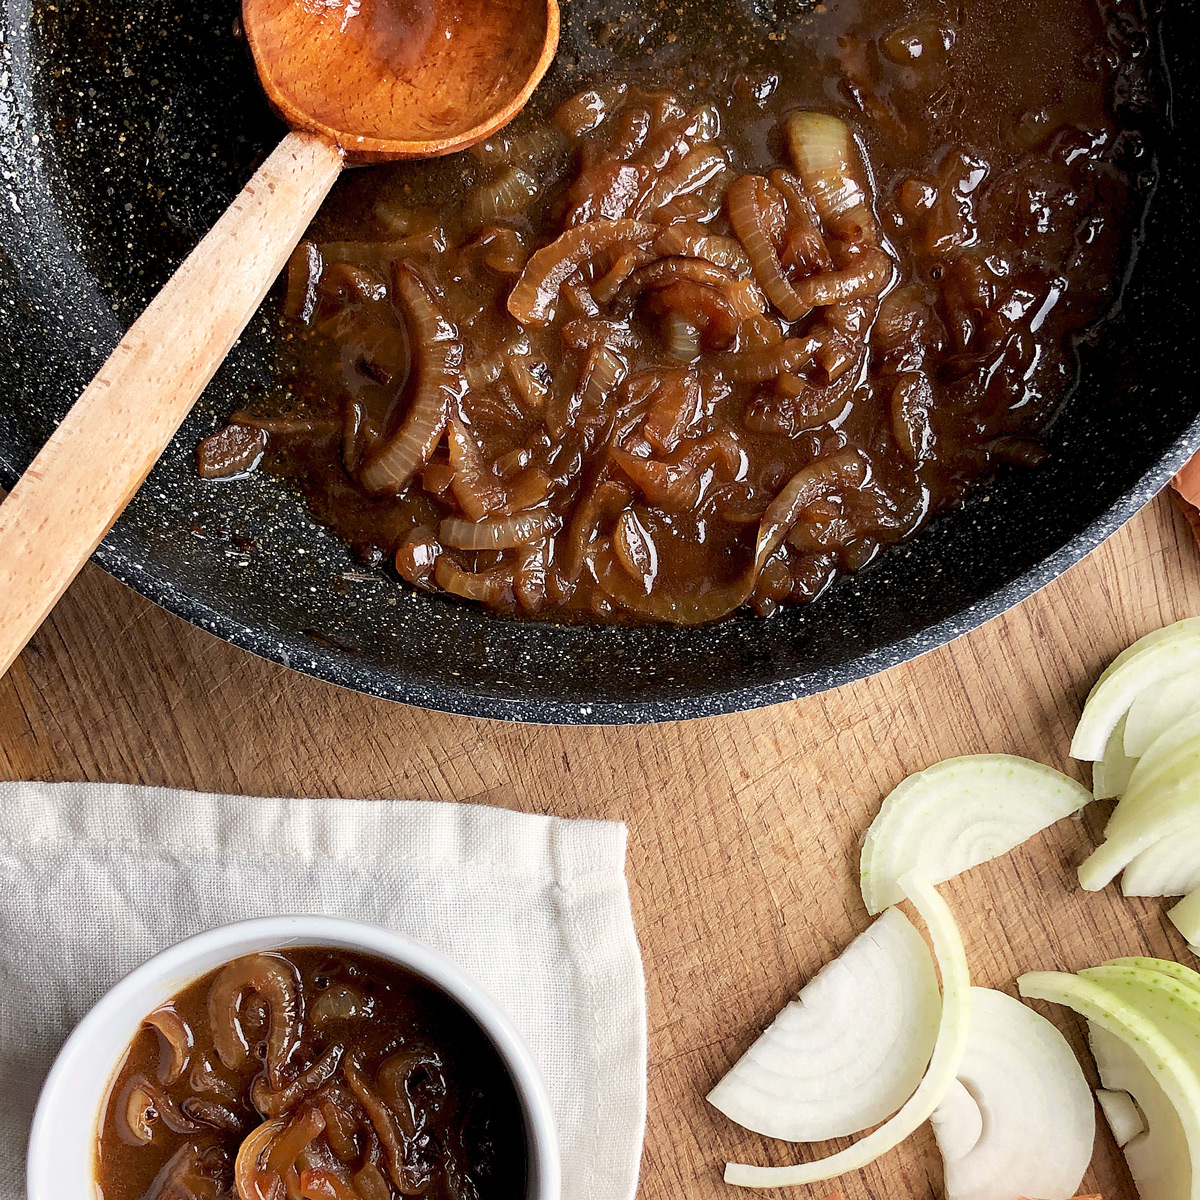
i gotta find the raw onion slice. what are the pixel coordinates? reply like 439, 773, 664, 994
931, 987, 1094, 1200
931, 1079, 984, 1160
707, 907, 941, 1140
1096, 1087, 1147, 1148
1106, 956, 1200, 999
1072, 630, 1200, 761
723, 872, 970, 1188
859, 755, 1091, 914
1096, 619, 1200, 689
1125, 674, 1200, 758
1093, 715, 1136, 800
1117, 715, 1200, 828
1170, 892, 1200, 955
1078, 756, 1200, 892
1089, 1022, 1192, 1200
1019, 970, 1200, 1200
1121, 828, 1200, 897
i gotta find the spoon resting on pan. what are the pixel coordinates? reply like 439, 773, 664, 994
0, 0, 559, 677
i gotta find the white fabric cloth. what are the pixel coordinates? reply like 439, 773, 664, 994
0, 781, 646, 1200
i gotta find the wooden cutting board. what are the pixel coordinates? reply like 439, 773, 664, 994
2, 490, 1198, 1200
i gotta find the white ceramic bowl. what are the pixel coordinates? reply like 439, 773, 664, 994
27, 915, 561, 1200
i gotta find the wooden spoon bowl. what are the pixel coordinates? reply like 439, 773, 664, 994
245, 0, 559, 160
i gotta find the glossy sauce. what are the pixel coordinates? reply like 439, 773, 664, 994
200, 0, 1161, 624
94, 948, 526, 1200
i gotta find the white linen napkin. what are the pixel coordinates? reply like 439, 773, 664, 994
0, 781, 646, 1200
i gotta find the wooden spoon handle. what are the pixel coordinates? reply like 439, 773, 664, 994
0, 130, 344, 678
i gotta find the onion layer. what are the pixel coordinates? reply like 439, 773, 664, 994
724, 872, 972, 1187
708, 906, 941, 1141
358, 266, 463, 496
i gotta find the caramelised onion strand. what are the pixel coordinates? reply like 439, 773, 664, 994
208, 954, 302, 1090
440, 511, 560, 550
633, 144, 729, 218
447, 420, 507, 521
611, 256, 741, 319
145, 1005, 193, 1087
122, 1077, 202, 1143
265, 1106, 327, 1179
753, 448, 871, 572
578, 344, 630, 414
718, 334, 822, 383
795, 246, 895, 307
508, 219, 661, 324
768, 169, 835, 274
342, 1059, 425, 1196
434, 557, 517, 607
653, 225, 753, 276
252, 1043, 345, 1118
234, 1117, 288, 1200
358, 266, 464, 497
784, 111, 878, 240
298, 1169, 360, 1200
727, 175, 809, 321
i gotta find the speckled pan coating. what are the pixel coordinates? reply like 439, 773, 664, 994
1, 0, 1197, 725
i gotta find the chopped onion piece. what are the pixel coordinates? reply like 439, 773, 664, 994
1095, 619, 1200, 689
1093, 715, 1136, 800
1122, 828, 1200, 897
931, 1079, 983, 1160
1170, 891, 1200, 951
724, 872, 970, 1188
1125, 674, 1200, 758
1089, 1022, 1192, 1200
1119, 714, 1200, 822
860, 755, 1091, 914
1019, 969, 1200, 1200
1072, 630, 1200, 761
707, 907, 940, 1141
1105, 956, 1200, 999
1078, 750, 1200, 892
931, 988, 1094, 1200
1096, 1087, 1146, 1148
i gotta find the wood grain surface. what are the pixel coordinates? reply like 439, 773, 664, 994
2, 490, 1198, 1200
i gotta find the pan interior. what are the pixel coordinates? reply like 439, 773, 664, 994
0, 0, 1197, 723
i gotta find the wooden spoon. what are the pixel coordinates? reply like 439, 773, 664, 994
0, 0, 559, 678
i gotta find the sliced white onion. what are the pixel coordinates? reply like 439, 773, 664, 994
1072, 629, 1200, 761
1089, 1023, 1191, 1200
1118, 714, 1200, 825
724, 872, 970, 1188
930, 987, 1094, 1200
859, 755, 1091, 914
1079, 755, 1200, 892
1125, 673, 1200, 758
1104, 956, 1200, 999
1096, 1086, 1147, 1148
1122, 828, 1200, 897
1019, 969, 1200, 1200
931, 1079, 983, 1160
707, 907, 941, 1141
1093, 715, 1137, 800
1170, 891, 1200, 952
1096, 619, 1200, 690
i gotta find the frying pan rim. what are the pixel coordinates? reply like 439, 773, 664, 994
73, 411, 1200, 726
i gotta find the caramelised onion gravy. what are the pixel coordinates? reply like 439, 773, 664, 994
199, 0, 1161, 624
94, 949, 526, 1200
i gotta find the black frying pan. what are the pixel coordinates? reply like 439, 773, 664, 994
0, 0, 1196, 724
